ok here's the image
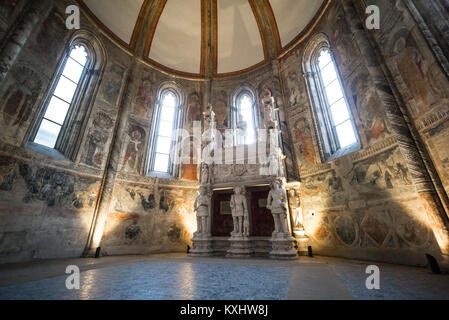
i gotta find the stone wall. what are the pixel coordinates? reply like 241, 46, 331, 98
279, 0, 449, 266
0, 0, 131, 263
0, 0, 448, 266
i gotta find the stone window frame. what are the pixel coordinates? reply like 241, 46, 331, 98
146, 81, 185, 179
230, 84, 259, 146
302, 33, 360, 163
25, 30, 106, 161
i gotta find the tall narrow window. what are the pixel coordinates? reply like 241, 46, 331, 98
148, 86, 183, 177
317, 49, 357, 149
232, 87, 257, 145
34, 45, 88, 148
303, 34, 360, 162
28, 31, 106, 161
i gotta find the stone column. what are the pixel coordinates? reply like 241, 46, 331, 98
271, 60, 298, 181
342, 0, 449, 257
0, 0, 51, 83
82, 62, 137, 257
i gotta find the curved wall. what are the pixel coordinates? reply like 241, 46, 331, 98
0, 0, 448, 266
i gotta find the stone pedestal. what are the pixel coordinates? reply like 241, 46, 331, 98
294, 229, 310, 256
226, 236, 254, 258
189, 235, 214, 257
440, 255, 449, 274
269, 234, 298, 260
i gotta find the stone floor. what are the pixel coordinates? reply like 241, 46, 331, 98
0, 254, 448, 300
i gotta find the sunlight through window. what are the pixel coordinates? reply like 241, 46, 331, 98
34, 45, 88, 148
151, 92, 178, 174
237, 93, 256, 145
318, 49, 357, 148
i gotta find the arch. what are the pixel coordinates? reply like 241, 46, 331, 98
231, 83, 258, 145
146, 81, 185, 177
302, 33, 360, 162
27, 29, 107, 161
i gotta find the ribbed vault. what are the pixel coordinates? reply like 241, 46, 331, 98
79, 0, 328, 78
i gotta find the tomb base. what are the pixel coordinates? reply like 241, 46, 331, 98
189, 234, 214, 257
269, 234, 298, 260
226, 235, 254, 258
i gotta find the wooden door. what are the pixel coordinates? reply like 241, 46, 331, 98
250, 190, 274, 237
211, 192, 234, 237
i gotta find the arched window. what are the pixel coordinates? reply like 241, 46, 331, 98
147, 84, 183, 177
303, 34, 359, 162
28, 31, 106, 160
33, 45, 88, 148
232, 87, 257, 145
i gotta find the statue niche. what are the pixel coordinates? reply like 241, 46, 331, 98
230, 186, 249, 237
267, 179, 289, 238
193, 186, 211, 238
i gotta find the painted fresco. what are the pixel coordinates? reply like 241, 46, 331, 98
0, 156, 99, 209
0, 156, 100, 261
0, 66, 42, 133
390, 30, 441, 117
182, 92, 201, 181
350, 71, 390, 144
102, 182, 197, 252
185, 92, 202, 132
100, 63, 126, 106
211, 90, 229, 128
330, 12, 358, 71
29, 9, 67, 67
132, 70, 155, 119
83, 111, 114, 169
122, 122, 146, 174
427, 121, 449, 188
292, 117, 316, 170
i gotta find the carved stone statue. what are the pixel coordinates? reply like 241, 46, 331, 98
200, 163, 210, 185
230, 186, 248, 237
193, 186, 210, 237
268, 147, 285, 177
243, 209, 250, 237
261, 89, 278, 129
203, 103, 215, 132
288, 189, 304, 231
267, 179, 289, 237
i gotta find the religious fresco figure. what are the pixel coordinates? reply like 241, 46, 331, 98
393, 35, 439, 113
186, 92, 202, 132
133, 75, 154, 118
293, 118, 315, 167
123, 125, 146, 172
200, 163, 210, 185
1, 67, 41, 129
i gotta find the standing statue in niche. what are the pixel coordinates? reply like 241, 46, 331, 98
203, 103, 216, 133
230, 186, 248, 237
288, 189, 304, 231
267, 179, 289, 237
243, 208, 250, 237
193, 186, 211, 237
261, 88, 278, 129
200, 162, 210, 185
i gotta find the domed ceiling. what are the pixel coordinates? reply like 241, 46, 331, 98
80, 0, 327, 78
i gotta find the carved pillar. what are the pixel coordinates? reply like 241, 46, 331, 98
342, 0, 449, 257
0, 0, 51, 83
82, 62, 137, 257
272, 60, 299, 181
